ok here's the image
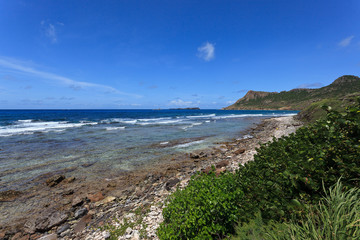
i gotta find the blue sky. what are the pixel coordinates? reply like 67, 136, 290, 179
0, 0, 359, 109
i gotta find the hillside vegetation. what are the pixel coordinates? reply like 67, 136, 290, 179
224, 75, 360, 111
158, 100, 360, 239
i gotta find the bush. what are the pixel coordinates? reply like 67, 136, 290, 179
235, 101, 360, 223
157, 171, 243, 239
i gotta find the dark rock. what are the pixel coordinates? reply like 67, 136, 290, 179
189, 153, 199, 159
45, 175, 65, 187
233, 148, 246, 155
74, 208, 88, 219
72, 196, 83, 207
215, 160, 229, 169
73, 214, 92, 234
87, 192, 104, 202
0, 190, 22, 202
165, 178, 180, 191
56, 223, 70, 235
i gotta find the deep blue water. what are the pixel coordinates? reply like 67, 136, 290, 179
0, 109, 298, 191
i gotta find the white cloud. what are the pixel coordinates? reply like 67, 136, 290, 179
197, 42, 215, 61
338, 36, 354, 47
41, 21, 58, 43
0, 57, 142, 98
297, 82, 323, 89
169, 99, 194, 107
226, 100, 236, 105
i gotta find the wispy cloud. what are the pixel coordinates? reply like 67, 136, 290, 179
41, 20, 58, 43
233, 89, 248, 94
197, 42, 215, 61
338, 36, 354, 47
297, 82, 323, 89
0, 57, 142, 98
169, 99, 194, 107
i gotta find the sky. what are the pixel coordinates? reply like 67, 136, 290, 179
0, 0, 359, 109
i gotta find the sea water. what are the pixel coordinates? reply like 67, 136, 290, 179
0, 109, 297, 191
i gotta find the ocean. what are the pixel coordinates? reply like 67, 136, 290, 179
0, 109, 297, 192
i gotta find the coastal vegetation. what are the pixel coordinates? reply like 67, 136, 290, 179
224, 75, 360, 112
157, 99, 360, 239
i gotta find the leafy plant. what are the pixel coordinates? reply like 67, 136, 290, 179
235, 100, 360, 223
157, 171, 243, 239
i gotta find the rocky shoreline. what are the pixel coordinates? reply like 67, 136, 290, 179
0, 116, 302, 240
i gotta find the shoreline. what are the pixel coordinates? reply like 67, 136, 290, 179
0, 116, 302, 240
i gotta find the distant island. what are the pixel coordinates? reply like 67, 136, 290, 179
169, 107, 200, 110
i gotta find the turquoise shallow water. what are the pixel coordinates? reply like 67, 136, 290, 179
0, 109, 298, 191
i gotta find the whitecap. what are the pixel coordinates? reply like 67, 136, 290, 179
0, 121, 91, 137
105, 127, 125, 131
186, 114, 215, 119
174, 140, 204, 148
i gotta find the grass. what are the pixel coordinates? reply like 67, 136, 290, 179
232, 179, 360, 240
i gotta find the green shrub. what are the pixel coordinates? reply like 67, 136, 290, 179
157, 171, 243, 239
235, 101, 360, 223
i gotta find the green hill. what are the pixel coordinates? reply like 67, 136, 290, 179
224, 75, 360, 111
